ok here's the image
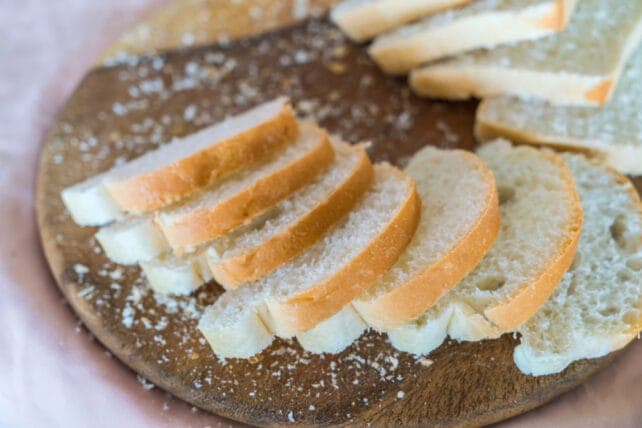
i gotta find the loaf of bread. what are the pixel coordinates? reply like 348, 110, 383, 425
96, 121, 333, 263
331, 0, 473, 41
476, 44, 642, 175
389, 140, 583, 355
141, 140, 373, 294
199, 164, 420, 358
514, 154, 642, 376
370, 0, 577, 75
61, 98, 297, 225
410, 0, 642, 106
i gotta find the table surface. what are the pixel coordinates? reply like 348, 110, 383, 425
1, 1, 641, 427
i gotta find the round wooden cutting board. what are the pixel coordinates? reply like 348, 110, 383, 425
36, 9, 638, 427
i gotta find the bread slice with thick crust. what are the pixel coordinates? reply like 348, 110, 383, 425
199, 164, 420, 358
61, 98, 298, 225
475, 44, 642, 176
96, 121, 333, 263
410, 0, 642, 106
370, 0, 577, 75
140, 140, 373, 294
330, 0, 473, 42
514, 154, 642, 376
389, 140, 583, 355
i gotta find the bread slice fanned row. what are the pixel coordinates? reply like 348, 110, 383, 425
199, 164, 420, 358
411, 0, 642, 106
514, 154, 642, 376
330, 0, 473, 42
61, 98, 297, 225
370, 0, 578, 75
389, 140, 583, 355
476, 43, 642, 176
140, 140, 374, 295
297, 146, 501, 354
95, 121, 333, 263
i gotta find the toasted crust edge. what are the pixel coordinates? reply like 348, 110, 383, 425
209, 146, 374, 289
355, 151, 500, 330
160, 129, 335, 253
483, 149, 584, 332
266, 165, 421, 335
106, 105, 299, 213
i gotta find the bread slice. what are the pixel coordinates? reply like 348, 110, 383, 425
198, 164, 420, 358
353, 147, 500, 331
514, 154, 642, 376
370, 0, 577, 75
388, 140, 583, 355
475, 44, 642, 175
96, 122, 333, 264
330, 0, 473, 42
140, 140, 373, 294
61, 98, 297, 225
410, 0, 642, 106
157, 122, 333, 254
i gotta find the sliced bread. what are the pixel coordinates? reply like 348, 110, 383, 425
140, 140, 373, 294
96, 122, 333, 263
354, 147, 500, 330
330, 0, 473, 42
389, 140, 583, 355
61, 98, 297, 225
514, 154, 642, 376
370, 0, 577, 75
475, 43, 642, 175
199, 164, 420, 358
410, 0, 642, 106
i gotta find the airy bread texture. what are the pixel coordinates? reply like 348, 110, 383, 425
410, 0, 642, 106
370, 0, 577, 75
389, 140, 583, 355
330, 0, 473, 42
61, 98, 297, 225
96, 122, 333, 264
514, 154, 642, 376
354, 147, 499, 330
140, 140, 373, 295
199, 164, 420, 358
476, 44, 642, 175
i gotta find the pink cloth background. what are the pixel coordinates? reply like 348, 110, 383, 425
0, 1, 640, 426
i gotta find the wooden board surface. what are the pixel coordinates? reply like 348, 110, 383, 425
36, 17, 638, 427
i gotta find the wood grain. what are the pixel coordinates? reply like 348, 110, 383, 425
37, 17, 634, 427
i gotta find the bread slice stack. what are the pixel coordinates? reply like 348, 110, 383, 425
369, 0, 578, 75
476, 43, 642, 175
410, 0, 642, 105
62, 95, 641, 376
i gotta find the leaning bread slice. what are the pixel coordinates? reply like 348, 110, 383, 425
96, 122, 333, 263
370, 0, 577, 75
140, 140, 373, 294
61, 98, 297, 225
330, 0, 473, 42
389, 140, 583, 355
411, 0, 642, 106
475, 44, 642, 175
514, 154, 642, 376
199, 164, 420, 358
353, 147, 500, 331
